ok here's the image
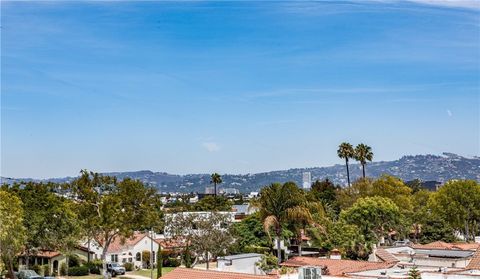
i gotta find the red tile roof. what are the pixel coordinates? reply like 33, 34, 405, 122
19, 250, 61, 259
104, 232, 149, 253
413, 241, 480, 251
375, 248, 399, 263
161, 267, 275, 279
281, 256, 395, 276
466, 247, 480, 270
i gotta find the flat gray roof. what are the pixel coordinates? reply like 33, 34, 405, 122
218, 253, 262, 261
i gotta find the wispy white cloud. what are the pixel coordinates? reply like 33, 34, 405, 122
407, 0, 480, 10
202, 142, 221, 152
447, 109, 453, 117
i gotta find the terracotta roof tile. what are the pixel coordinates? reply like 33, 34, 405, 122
104, 232, 149, 253
413, 241, 479, 251
281, 256, 395, 276
375, 248, 399, 263
161, 267, 275, 279
466, 247, 480, 270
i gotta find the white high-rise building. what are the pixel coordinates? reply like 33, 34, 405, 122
302, 172, 312, 189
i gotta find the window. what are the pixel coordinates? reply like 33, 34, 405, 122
136, 252, 141, 261
111, 254, 118, 262
301, 267, 321, 279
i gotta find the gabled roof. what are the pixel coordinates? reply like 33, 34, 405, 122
161, 267, 276, 279
412, 241, 479, 251
466, 247, 480, 270
104, 232, 150, 253
281, 256, 395, 276
375, 248, 399, 263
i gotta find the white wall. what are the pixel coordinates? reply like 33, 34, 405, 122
217, 256, 263, 275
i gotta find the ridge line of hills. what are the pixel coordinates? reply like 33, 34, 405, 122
2, 152, 479, 193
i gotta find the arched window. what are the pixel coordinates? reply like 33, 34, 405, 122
136, 252, 141, 261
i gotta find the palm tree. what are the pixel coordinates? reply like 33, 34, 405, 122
337, 142, 355, 186
354, 143, 373, 178
210, 173, 222, 197
256, 182, 311, 264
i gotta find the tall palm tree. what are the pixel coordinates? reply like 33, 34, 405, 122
354, 143, 373, 178
210, 173, 222, 197
256, 182, 311, 264
337, 142, 355, 186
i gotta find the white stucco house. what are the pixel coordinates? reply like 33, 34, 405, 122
86, 232, 161, 269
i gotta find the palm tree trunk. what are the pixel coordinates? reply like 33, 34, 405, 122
362, 163, 366, 178
214, 182, 217, 197
345, 158, 351, 186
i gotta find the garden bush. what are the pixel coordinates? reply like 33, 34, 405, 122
163, 258, 180, 267
123, 262, 133, 271
68, 266, 89, 276
60, 263, 67, 276
85, 261, 101, 274
68, 254, 82, 267
42, 265, 50, 277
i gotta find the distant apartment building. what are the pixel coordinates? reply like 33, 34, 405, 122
205, 186, 215, 194
220, 188, 240, 195
302, 172, 311, 189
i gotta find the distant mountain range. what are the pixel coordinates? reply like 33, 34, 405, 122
2, 153, 479, 193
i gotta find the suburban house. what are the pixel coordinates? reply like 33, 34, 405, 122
17, 246, 93, 275
232, 204, 258, 221
87, 232, 161, 269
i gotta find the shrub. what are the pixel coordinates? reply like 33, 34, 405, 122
60, 263, 67, 276
32, 265, 42, 275
68, 254, 82, 267
163, 258, 180, 267
85, 261, 101, 274
68, 266, 89, 276
43, 265, 51, 277
123, 262, 133, 272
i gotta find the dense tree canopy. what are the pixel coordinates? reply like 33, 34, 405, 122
428, 180, 480, 241
0, 190, 26, 278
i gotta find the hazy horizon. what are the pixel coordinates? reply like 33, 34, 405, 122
2, 0, 479, 179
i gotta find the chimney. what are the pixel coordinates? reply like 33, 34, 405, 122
330, 249, 341, 260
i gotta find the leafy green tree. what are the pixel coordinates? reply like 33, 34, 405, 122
255, 253, 278, 273
256, 182, 310, 263
419, 219, 456, 244
165, 212, 234, 270
309, 219, 370, 260
0, 190, 26, 278
193, 196, 232, 211
429, 180, 480, 241
354, 144, 373, 178
309, 179, 338, 208
230, 213, 271, 253
338, 175, 412, 212
69, 170, 163, 279
210, 173, 222, 197
341, 196, 401, 244
11, 182, 81, 269
337, 142, 355, 186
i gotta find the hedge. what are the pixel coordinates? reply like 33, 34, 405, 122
67, 266, 89, 276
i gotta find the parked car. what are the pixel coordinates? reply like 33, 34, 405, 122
17, 270, 42, 279
106, 263, 125, 277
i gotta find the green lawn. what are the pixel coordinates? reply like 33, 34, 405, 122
128, 268, 175, 278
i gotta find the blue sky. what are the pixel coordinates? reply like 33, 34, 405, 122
1, 0, 479, 178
